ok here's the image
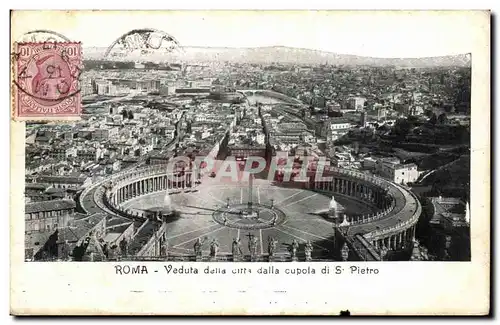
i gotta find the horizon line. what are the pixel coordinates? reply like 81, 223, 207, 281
82, 44, 472, 61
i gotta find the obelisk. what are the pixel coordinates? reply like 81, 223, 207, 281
248, 173, 253, 212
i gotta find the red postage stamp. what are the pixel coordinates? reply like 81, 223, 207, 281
13, 42, 82, 120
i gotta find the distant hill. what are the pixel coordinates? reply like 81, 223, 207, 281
83, 45, 471, 67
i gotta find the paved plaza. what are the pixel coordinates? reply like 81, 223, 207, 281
122, 176, 376, 259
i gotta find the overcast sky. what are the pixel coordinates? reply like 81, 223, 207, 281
11, 10, 486, 58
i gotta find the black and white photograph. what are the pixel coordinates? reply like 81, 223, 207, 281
9, 9, 490, 315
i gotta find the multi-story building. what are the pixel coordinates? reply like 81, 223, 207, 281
376, 159, 419, 185
25, 199, 77, 260
228, 143, 267, 161
318, 119, 353, 141
93, 127, 119, 141
25, 199, 76, 234
33, 175, 92, 189
347, 97, 366, 111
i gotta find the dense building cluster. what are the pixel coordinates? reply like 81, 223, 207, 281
24, 59, 471, 261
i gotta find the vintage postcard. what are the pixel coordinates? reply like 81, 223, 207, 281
10, 10, 490, 315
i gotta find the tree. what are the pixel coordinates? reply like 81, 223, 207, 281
437, 113, 447, 125
429, 113, 437, 125
393, 118, 412, 139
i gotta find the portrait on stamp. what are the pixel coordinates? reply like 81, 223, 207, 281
13, 42, 82, 119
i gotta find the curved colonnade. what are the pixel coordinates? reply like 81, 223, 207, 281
104, 164, 196, 219
309, 167, 421, 253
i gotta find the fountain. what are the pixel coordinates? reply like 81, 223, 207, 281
164, 191, 173, 215
328, 196, 338, 219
